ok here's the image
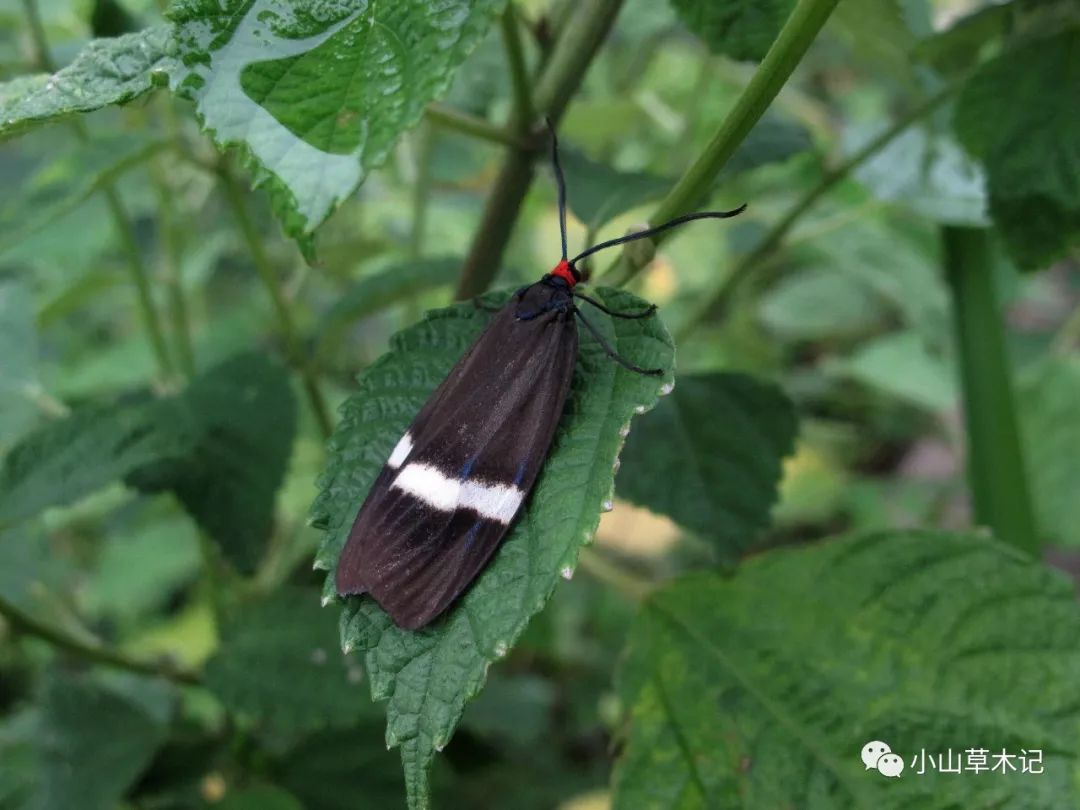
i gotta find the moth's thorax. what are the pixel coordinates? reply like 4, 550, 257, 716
549, 259, 578, 287
514, 275, 574, 321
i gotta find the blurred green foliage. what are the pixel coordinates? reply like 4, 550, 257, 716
0, 0, 1078, 809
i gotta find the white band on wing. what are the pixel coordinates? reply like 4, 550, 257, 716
387, 432, 413, 469
391, 462, 524, 524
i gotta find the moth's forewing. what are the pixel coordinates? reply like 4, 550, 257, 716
336, 297, 577, 630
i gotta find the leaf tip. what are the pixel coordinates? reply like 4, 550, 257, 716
659, 380, 675, 396
560, 565, 575, 580
493, 641, 509, 659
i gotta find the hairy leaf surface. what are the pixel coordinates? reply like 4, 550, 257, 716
614, 530, 1080, 808
617, 373, 796, 561
170, 0, 506, 247
311, 288, 674, 808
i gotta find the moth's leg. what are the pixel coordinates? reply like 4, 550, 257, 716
574, 307, 663, 376
573, 292, 657, 319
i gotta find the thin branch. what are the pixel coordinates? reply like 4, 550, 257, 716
601, 0, 843, 287
425, 103, 524, 149
151, 164, 196, 377
454, 0, 627, 300
0, 594, 201, 685
501, 4, 535, 128
22, 0, 176, 381
219, 169, 334, 438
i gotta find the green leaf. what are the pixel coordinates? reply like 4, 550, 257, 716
0, 133, 166, 255
1018, 355, 1080, 547
170, 0, 506, 244
216, 786, 303, 810
84, 512, 201, 623
851, 126, 989, 227
0, 527, 79, 634
315, 256, 460, 358
617, 373, 796, 562
0, 394, 192, 525
0, 353, 295, 573
127, 352, 297, 573
828, 330, 957, 412
563, 116, 808, 231
204, 586, 364, 733
0, 710, 39, 810
671, 0, 796, 61
275, 727, 405, 810
34, 672, 170, 810
953, 28, 1080, 270
310, 288, 674, 809
913, 2, 1012, 73
0, 279, 39, 448
561, 150, 671, 231
0, 27, 175, 142
614, 530, 1080, 808
759, 268, 891, 342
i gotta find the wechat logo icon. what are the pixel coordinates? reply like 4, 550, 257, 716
861, 740, 904, 778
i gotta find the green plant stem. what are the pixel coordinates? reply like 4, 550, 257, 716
22, 0, 176, 381
501, 4, 535, 128
425, 103, 523, 148
602, 0, 841, 287
676, 80, 964, 339
219, 170, 334, 438
409, 122, 434, 260
151, 165, 196, 377
943, 226, 1039, 556
454, 0, 626, 299
103, 189, 177, 378
0, 594, 201, 685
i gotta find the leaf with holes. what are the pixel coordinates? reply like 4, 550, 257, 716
0, 27, 175, 142
614, 530, 1080, 808
617, 373, 796, 562
169, 0, 506, 250
310, 288, 674, 809
204, 587, 364, 733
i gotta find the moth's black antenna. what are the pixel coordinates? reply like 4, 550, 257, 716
570, 205, 747, 266
573, 291, 656, 319
546, 117, 569, 262
574, 308, 663, 376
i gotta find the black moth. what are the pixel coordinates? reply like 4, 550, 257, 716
335, 124, 745, 630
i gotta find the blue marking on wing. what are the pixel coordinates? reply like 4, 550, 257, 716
513, 460, 528, 486
460, 455, 478, 481
463, 520, 482, 550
